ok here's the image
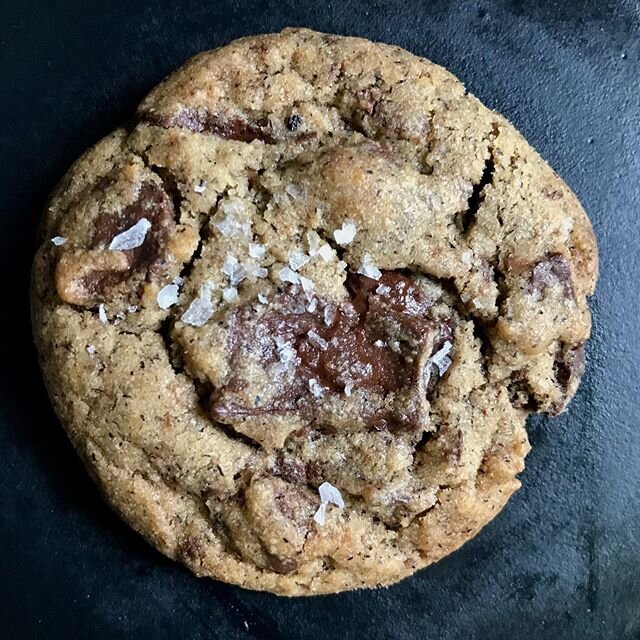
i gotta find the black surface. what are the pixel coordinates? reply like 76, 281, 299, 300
1, 1, 639, 638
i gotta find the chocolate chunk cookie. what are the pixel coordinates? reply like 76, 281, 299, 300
31, 29, 598, 595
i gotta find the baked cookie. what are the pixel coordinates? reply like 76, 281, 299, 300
31, 28, 598, 595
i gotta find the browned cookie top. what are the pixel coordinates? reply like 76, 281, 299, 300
32, 28, 598, 595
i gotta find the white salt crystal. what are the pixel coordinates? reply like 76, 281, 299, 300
51, 236, 67, 246
461, 250, 473, 266
313, 502, 328, 526
285, 183, 304, 200
318, 481, 345, 508
307, 230, 321, 256
337, 260, 348, 272
318, 244, 333, 262
251, 266, 268, 279
374, 340, 386, 348
86, 345, 96, 354
258, 293, 268, 304
223, 287, 238, 303
344, 381, 354, 396
222, 255, 246, 286
173, 276, 184, 286
307, 298, 318, 312
358, 253, 382, 280
561, 218, 574, 236
194, 181, 207, 193
279, 266, 300, 284
157, 283, 179, 309
308, 330, 328, 351
323, 305, 335, 327
249, 242, 266, 259
108, 218, 151, 251
276, 337, 297, 365
308, 378, 325, 398
115, 312, 126, 320
127, 305, 138, 313
333, 221, 357, 246
430, 341, 453, 376
98, 303, 108, 324
376, 284, 391, 295
299, 276, 315, 296
288, 250, 310, 271
181, 283, 214, 327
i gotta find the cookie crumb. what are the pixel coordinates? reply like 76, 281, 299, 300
108, 218, 151, 251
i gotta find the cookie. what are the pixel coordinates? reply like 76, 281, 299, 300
31, 28, 598, 595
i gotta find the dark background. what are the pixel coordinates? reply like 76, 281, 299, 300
1, 0, 639, 638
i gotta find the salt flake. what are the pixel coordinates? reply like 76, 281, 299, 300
258, 293, 268, 304
307, 230, 321, 256
288, 250, 310, 271
317, 244, 333, 262
108, 218, 151, 251
319, 481, 345, 508
194, 181, 207, 193
313, 502, 328, 525
309, 378, 325, 398
308, 330, 328, 351
157, 283, 179, 309
358, 253, 382, 280
249, 242, 266, 259
333, 221, 357, 246
307, 298, 318, 313
279, 266, 300, 284
51, 236, 67, 246
223, 287, 238, 303
181, 283, 214, 327
86, 345, 96, 354
430, 341, 453, 376
376, 284, 391, 295
98, 303, 108, 324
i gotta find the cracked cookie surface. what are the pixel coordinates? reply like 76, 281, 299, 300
31, 28, 598, 595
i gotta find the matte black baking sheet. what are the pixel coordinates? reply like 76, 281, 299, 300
1, 1, 639, 638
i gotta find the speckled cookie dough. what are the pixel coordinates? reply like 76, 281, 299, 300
31, 28, 598, 595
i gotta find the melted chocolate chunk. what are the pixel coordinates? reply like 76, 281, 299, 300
141, 108, 276, 144
554, 342, 586, 392
211, 272, 454, 432
527, 253, 575, 300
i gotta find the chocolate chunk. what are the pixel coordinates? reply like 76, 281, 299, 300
286, 114, 303, 131
141, 108, 276, 144
527, 253, 575, 300
210, 271, 454, 432
554, 342, 586, 392
55, 181, 174, 305
264, 552, 298, 575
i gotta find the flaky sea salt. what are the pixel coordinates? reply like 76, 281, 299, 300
430, 340, 453, 376
374, 339, 386, 348
337, 260, 348, 272
288, 250, 310, 271
307, 298, 318, 313
308, 330, 328, 351
333, 221, 357, 246
251, 266, 268, 279
127, 305, 138, 313
51, 236, 67, 246
222, 255, 246, 286
108, 218, 151, 251
173, 276, 184, 286
299, 276, 315, 296
181, 283, 215, 327
194, 181, 207, 193
157, 283, 179, 309
86, 345, 96, 354
323, 305, 335, 327
307, 230, 321, 256
313, 481, 345, 525
358, 253, 382, 280
317, 244, 333, 262
461, 250, 473, 266
215, 201, 250, 238
308, 378, 325, 398
258, 293, 268, 304
249, 242, 266, 259
279, 266, 300, 284
376, 284, 391, 295
222, 287, 238, 303
285, 183, 304, 200
344, 381, 354, 396
275, 336, 297, 365
98, 303, 108, 324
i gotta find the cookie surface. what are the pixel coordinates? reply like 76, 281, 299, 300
31, 28, 598, 595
